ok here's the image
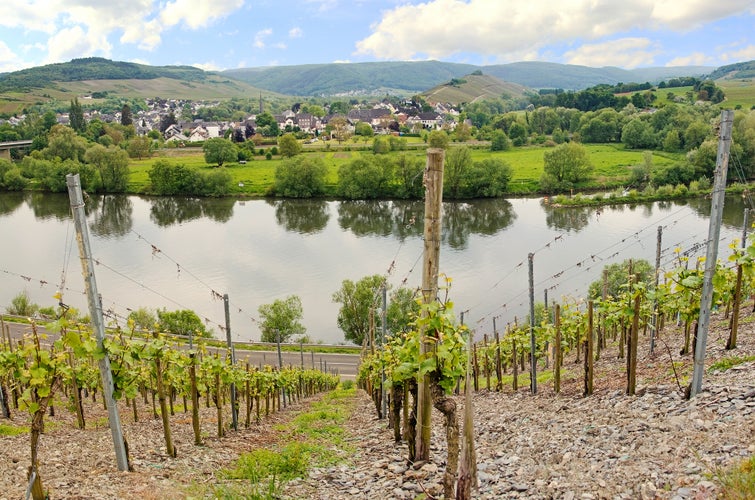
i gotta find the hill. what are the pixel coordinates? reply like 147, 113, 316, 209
0, 57, 279, 115
224, 60, 713, 95
422, 73, 529, 105
222, 60, 478, 96
708, 59, 755, 80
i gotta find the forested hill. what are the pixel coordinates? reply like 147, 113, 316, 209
223, 60, 715, 95
707, 60, 755, 80
222, 60, 479, 96
0, 57, 212, 91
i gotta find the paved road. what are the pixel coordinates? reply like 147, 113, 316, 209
2, 320, 361, 380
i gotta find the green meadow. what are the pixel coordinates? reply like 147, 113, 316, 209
128, 143, 685, 197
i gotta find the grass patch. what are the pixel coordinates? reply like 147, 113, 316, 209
717, 454, 755, 500
708, 355, 755, 373
212, 386, 356, 499
127, 143, 684, 198
0, 422, 29, 436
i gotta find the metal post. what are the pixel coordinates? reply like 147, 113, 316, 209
66, 174, 129, 472
223, 294, 237, 431
276, 330, 286, 407
650, 226, 662, 355
381, 285, 388, 420
690, 110, 734, 398
528, 253, 537, 394
300, 340, 304, 368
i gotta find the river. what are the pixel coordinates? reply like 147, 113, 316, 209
0, 192, 750, 344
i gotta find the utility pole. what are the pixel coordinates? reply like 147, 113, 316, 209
223, 294, 238, 431
66, 174, 129, 472
416, 147, 445, 463
690, 109, 734, 398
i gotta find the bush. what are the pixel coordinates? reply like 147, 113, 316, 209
655, 184, 674, 197
275, 156, 328, 198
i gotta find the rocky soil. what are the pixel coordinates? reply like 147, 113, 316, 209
284, 319, 755, 500
0, 312, 754, 499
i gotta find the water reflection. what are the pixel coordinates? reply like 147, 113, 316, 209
687, 193, 750, 229
28, 192, 72, 221
148, 196, 235, 226
337, 200, 424, 240
269, 199, 329, 234
0, 192, 24, 216
543, 204, 594, 232
89, 195, 133, 238
443, 199, 517, 249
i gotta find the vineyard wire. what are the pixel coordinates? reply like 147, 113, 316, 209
125, 228, 261, 332
468, 206, 698, 329
0, 268, 86, 299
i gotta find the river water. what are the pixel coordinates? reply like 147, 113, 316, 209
0, 192, 750, 344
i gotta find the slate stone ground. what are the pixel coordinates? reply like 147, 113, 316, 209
0, 309, 753, 499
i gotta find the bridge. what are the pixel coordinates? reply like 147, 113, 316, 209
0, 139, 33, 160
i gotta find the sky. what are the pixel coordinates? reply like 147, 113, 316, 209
0, 0, 754, 74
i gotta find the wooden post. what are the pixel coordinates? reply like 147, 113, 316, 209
189, 353, 201, 445
416, 148, 444, 463
153, 333, 175, 457
728, 208, 749, 350
650, 226, 662, 355
223, 294, 238, 431
483, 334, 491, 391
627, 295, 641, 396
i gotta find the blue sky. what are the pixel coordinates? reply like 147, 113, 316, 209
0, 0, 753, 74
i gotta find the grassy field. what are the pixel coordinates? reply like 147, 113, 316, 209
130, 143, 685, 196
718, 79, 755, 109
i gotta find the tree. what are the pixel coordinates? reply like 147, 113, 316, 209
258, 295, 305, 343
157, 309, 211, 338
69, 97, 86, 133
127, 135, 153, 160
540, 142, 593, 192
278, 133, 302, 158
588, 259, 653, 300
203, 137, 238, 167
255, 112, 280, 137
332, 275, 386, 345
621, 118, 657, 149
337, 156, 392, 199
328, 116, 350, 143
464, 158, 513, 197
428, 130, 449, 149
84, 144, 130, 192
386, 287, 421, 334
490, 129, 511, 151
159, 112, 177, 133
120, 104, 133, 126
372, 136, 390, 154
274, 156, 328, 197
127, 307, 157, 331
354, 122, 374, 137
43, 124, 88, 162
444, 146, 472, 198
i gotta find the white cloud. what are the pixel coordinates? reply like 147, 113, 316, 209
254, 28, 273, 49
159, 0, 245, 29
355, 0, 753, 63
564, 38, 659, 68
45, 25, 112, 63
0, 41, 27, 73
665, 53, 714, 67
191, 61, 223, 71
273, 42, 288, 50
289, 27, 303, 38
719, 44, 755, 63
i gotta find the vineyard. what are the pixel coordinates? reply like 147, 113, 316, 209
354, 231, 755, 497
0, 317, 339, 499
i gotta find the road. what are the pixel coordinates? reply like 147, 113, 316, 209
1, 320, 361, 380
